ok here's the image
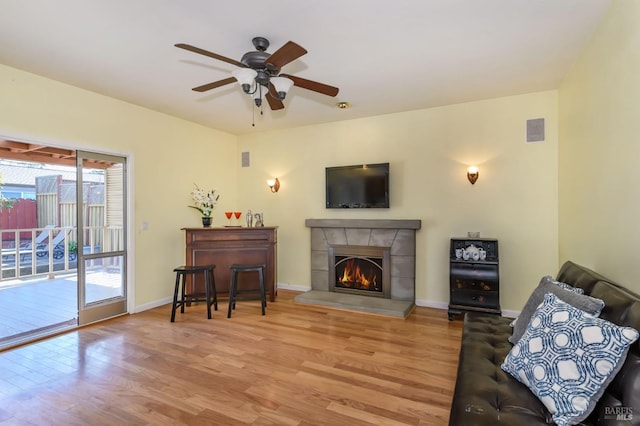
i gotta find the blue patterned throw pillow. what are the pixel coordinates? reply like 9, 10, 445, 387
501, 293, 639, 426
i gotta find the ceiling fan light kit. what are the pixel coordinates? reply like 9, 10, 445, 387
231, 68, 257, 93
176, 36, 339, 113
251, 85, 265, 107
270, 77, 294, 100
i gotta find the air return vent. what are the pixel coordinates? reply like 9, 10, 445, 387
526, 118, 545, 143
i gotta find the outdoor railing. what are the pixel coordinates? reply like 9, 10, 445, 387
0, 226, 123, 280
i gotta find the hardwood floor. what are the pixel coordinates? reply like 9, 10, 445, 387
0, 290, 463, 425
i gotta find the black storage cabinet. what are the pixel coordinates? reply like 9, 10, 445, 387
448, 238, 501, 320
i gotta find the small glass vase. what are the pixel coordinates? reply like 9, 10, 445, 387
201, 216, 212, 228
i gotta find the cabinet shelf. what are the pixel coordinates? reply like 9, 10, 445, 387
450, 259, 498, 265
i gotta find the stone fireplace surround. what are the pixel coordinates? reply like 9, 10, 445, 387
295, 219, 421, 318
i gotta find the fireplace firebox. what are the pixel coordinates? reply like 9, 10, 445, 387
328, 245, 391, 298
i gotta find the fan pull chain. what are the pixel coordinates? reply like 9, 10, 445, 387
251, 100, 264, 127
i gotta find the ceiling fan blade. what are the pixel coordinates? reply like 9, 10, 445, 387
280, 74, 339, 97
264, 41, 307, 70
175, 43, 247, 68
192, 77, 236, 92
266, 85, 285, 110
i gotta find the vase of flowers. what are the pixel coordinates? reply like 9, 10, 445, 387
188, 184, 219, 227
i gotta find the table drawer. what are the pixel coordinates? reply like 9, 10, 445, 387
451, 277, 498, 291
450, 289, 499, 309
450, 262, 498, 280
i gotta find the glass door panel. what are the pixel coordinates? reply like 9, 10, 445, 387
76, 151, 127, 325
85, 255, 125, 304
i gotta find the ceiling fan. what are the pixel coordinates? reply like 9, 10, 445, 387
175, 37, 339, 110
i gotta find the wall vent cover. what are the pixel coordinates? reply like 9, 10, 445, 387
526, 118, 545, 143
241, 151, 250, 167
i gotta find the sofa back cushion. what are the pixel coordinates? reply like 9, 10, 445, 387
557, 261, 616, 294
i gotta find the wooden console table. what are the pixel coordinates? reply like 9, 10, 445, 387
182, 227, 278, 302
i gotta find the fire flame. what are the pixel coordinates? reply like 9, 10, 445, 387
338, 259, 378, 289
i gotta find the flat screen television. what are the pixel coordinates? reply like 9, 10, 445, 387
325, 163, 390, 208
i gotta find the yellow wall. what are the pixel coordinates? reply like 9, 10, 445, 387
1, 65, 562, 313
559, 0, 640, 290
0, 64, 238, 308
238, 91, 559, 312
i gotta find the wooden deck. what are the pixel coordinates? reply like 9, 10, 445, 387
0, 275, 78, 348
0, 271, 123, 349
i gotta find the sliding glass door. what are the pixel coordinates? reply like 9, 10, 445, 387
0, 141, 130, 348
76, 151, 127, 325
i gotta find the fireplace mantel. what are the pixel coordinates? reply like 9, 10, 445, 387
305, 219, 421, 230
298, 218, 421, 317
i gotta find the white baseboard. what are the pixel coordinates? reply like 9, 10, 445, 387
415, 298, 520, 318
278, 283, 311, 292
132, 282, 306, 313
131, 283, 306, 314
501, 309, 519, 319
132, 290, 521, 319
133, 296, 172, 313
415, 299, 449, 310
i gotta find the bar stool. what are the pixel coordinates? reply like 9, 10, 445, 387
227, 264, 266, 318
171, 264, 218, 322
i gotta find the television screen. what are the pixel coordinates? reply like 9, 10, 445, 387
325, 163, 389, 208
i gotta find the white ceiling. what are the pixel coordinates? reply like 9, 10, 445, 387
0, 0, 611, 136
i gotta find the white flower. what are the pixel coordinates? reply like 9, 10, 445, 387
188, 184, 219, 217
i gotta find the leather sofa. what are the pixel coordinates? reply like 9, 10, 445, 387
448, 261, 640, 425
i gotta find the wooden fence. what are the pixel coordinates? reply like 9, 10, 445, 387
0, 199, 37, 241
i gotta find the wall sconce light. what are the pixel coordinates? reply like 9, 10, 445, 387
267, 178, 280, 193
467, 166, 479, 185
